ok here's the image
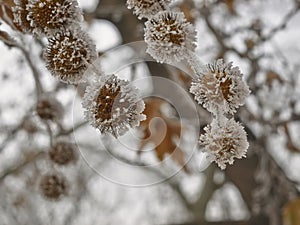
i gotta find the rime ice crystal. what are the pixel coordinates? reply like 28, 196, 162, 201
127, 0, 171, 19
13, 0, 33, 33
144, 11, 197, 63
82, 74, 146, 137
45, 29, 97, 84
190, 59, 250, 115
200, 118, 249, 170
26, 0, 82, 36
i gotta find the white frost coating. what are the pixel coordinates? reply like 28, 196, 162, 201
190, 59, 250, 115
144, 11, 197, 64
12, 0, 33, 33
82, 74, 146, 137
126, 0, 171, 20
200, 117, 249, 170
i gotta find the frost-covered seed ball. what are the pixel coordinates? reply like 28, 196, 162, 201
190, 59, 250, 115
82, 74, 146, 137
39, 173, 68, 200
144, 11, 197, 63
126, 0, 171, 19
26, 0, 82, 36
45, 29, 97, 84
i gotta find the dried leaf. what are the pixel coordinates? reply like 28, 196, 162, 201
283, 198, 300, 225
179, 0, 195, 23
138, 98, 189, 172
245, 38, 256, 49
266, 70, 284, 87
223, 0, 236, 14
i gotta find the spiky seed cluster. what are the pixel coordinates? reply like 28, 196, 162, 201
82, 74, 146, 137
36, 95, 64, 121
26, 0, 82, 36
45, 29, 97, 84
190, 59, 250, 115
12, 0, 33, 33
39, 173, 68, 200
49, 141, 78, 165
144, 11, 197, 64
126, 0, 171, 20
200, 118, 249, 170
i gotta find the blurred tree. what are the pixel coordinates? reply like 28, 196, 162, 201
0, 0, 300, 225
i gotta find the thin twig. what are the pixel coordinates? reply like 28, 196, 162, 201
260, 6, 300, 42
0, 152, 45, 182
17, 44, 43, 97
57, 121, 88, 136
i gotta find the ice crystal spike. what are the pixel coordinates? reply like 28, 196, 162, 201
13, 0, 33, 33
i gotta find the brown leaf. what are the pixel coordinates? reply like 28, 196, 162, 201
245, 38, 256, 50
266, 70, 284, 87
139, 98, 164, 139
179, 0, 196, 23
138, 98, 189, 172
283, 198, 300, 225
223, 0, 236, 14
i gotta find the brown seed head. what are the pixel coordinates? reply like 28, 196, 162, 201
49, 142, 78, 165
190, 59, 250, 115
39, 173, 68, 200
36, 96, 64, 121
153, 15, 185, 46
45, 29, 97, 84
208, 63, 233, 102
127, 0, 171, 19
144, 11, 197, 63
27, 0, 81, 35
